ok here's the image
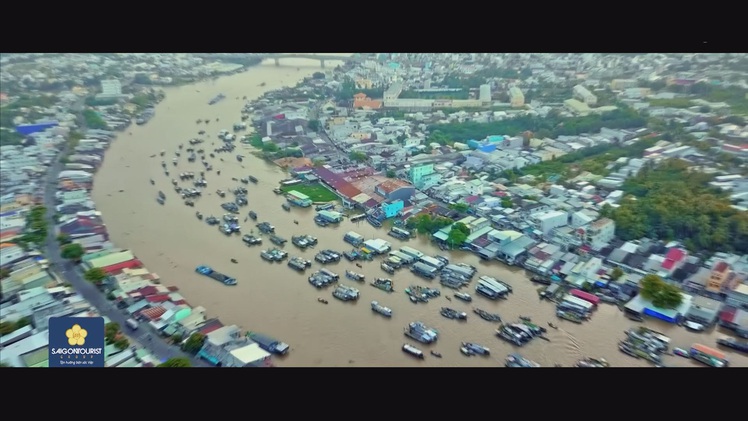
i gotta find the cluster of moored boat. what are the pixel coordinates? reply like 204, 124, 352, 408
618, 327, 670, 364
405, 285, 441, 303
260, 248, 288, 262
314, 249, 342, 264
496, 317, 550, 346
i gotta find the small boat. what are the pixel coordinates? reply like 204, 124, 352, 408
454, 292, 472, 302
230, 258, 238, 264
430, 351, 442, 358
473, 308, 502, 322
293, 220, 299, 225
318, 298, 328, 304
548, 322, 558, 329
196, 212, 203, 220
371, 301, 393, 317
282, 203, 291, 211
150, 178, 155, 185
460, 346, 473, 356
409, 295, 418, 303
462, 342, 490, 356
519, 316, 532, 322
402, 344, 424, 359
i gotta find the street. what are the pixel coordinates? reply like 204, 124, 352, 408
43, 142, 208, 367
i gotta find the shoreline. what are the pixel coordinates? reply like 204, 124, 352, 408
86, 59, 746, 368
87, 59, 345, 365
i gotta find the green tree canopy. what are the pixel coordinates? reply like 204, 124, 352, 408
639, 274, 683, 309
84, 267, 108, 284
158, 357, 191, 368
447, 222, 470, 247
181, 333, 206, 355
60, 243, 85, 261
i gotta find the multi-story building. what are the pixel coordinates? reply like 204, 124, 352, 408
573, 84, 598, 105
509, 86, 524, 107
583, 218, 616, 250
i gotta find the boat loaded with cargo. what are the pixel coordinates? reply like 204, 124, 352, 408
371, 301, 393, 317
370, 278, 394, 292
332, 284, 360, 301
209, 93, 226, 105
195, 265, 237, 286
345, 270, 365, 282
473, 308, 502, 322
505, 353, 540, 367
402, 343, 425, 359
247, 332, 289, 355
404, 321, 438, 344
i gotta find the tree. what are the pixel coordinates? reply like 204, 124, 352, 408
181, 333, 206, 355
84, 267, 107, 285
611, 267, 625, 281
500, 198, 513, 208
308, 119, 320, 132
170, 333, 184, 345
60, 243, 85, 262
447, 222, 470, 248
56, 233, 71, 245
449, 203, 469, 213
349, 151, 368, 162
639, 274, 683, 309
114, 337, 129, 350
386, 169, 396, 178
158, 357, 191, 368
105, 322, 120, 343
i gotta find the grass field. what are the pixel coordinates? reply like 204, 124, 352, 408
280, 183, 339, 203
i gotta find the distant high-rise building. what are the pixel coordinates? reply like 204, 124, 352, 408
100, 79, 122, 96
509, 86, 524, 108
479, 84, 492, 103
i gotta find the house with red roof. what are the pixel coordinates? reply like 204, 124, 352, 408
661, 247, 687, 274
56, 214, 107, 239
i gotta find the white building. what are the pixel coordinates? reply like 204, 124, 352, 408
583, 218, 616, 250
573, 84, 598, 105
509, 87, 524, 108
533, 210, 568, 235
100, 79, 122, 96
479, 84, 492, 103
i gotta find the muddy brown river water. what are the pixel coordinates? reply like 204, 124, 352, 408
91, 56, 748, 367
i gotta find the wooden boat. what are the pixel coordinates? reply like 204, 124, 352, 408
317, 298, 328, 304
548, 322, 558, 329
230, 258, 238, 264
430, 351, 442, 358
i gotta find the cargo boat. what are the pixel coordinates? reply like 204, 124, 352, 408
454, 292, 472, 302
556, 310, 584, 323
345, 270, 365, 282
332, 284, 360, 301
440, 307, 468, 320
505, 353, 540, 368
287, 256, 311, 271
208, 94, 226, 105
716, 337, 748, 354
371, 301, 393, 317
247, 332, 289, 355
195, 265, 237, 286
404, 321, 438, 344
575, 357, 610, 368
371, 278, 394, 292
462, 342, 490, 356
474, 308, 502, 322
402, 344, 424, 359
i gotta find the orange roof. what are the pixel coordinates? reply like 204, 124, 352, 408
0, 242, 18, 249
353, 93, 367, 99
377, 179, 412, 194
353, 98, 383, 109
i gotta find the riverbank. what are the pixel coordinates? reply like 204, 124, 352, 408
90, 58, 747, 367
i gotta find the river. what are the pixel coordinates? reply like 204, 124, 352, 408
91, 56, 748, 367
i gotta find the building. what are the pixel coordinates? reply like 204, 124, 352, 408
374, 179, 415, 203
706, 261, 735, 293
407, 163, 435, 189
101, 79, 122, 96
286, 190, 312, 207
684, 295, 721, 326
564, 99, 591, 115
532, 210, 567, 235
479, 84, 492, 103
509, 87, 524, 108
352, 93, 383, 110
610, 79, 638, 90
573, 84, 598, 105
317, 210, 343, 223
583, 218, 615, 250
380, 200, 404, 219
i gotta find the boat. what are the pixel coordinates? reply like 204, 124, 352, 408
548, 322, 558, 329
371, 301, 393, 317
556, 310, 583, 324
716, 337, 748, 354
158, 191, 166, 200
282, 203, 291, 212
440, 307, 468, 320
273, 188, 283, 195
409, 295, 418, 303
370, 278, 394, 292
626, 313, 645, 322
454, 292, 472, 302
402, 344, 424, 359
195, 265, 237, 286
208, 93, 226, 105
157, 197, 165, 205
205, 216, 219, 225
318, 298, 328, 304
345, 270, 365, 282
519, 316, 532, 322
505, 353, 540, 368
248, 211, 257, 220
460, 346, 473, 356
288, 257, 311, 271
430, 351, 442, 358
196, 211, 203, 220
404, 321, 438, 344
462, 342, 490, 356
575, 357, 610, 368
230, 258, 238, 264
248, 175, 258, 183
332, 284, 360, 301
381, 262, 395, 274
247, 332, 290, 355
473, 308, 502, 322
673, 347, 690, 358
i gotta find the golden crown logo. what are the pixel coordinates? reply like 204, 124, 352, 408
66, 324, 87, 346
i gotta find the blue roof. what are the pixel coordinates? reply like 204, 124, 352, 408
15, 122, 58, 135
